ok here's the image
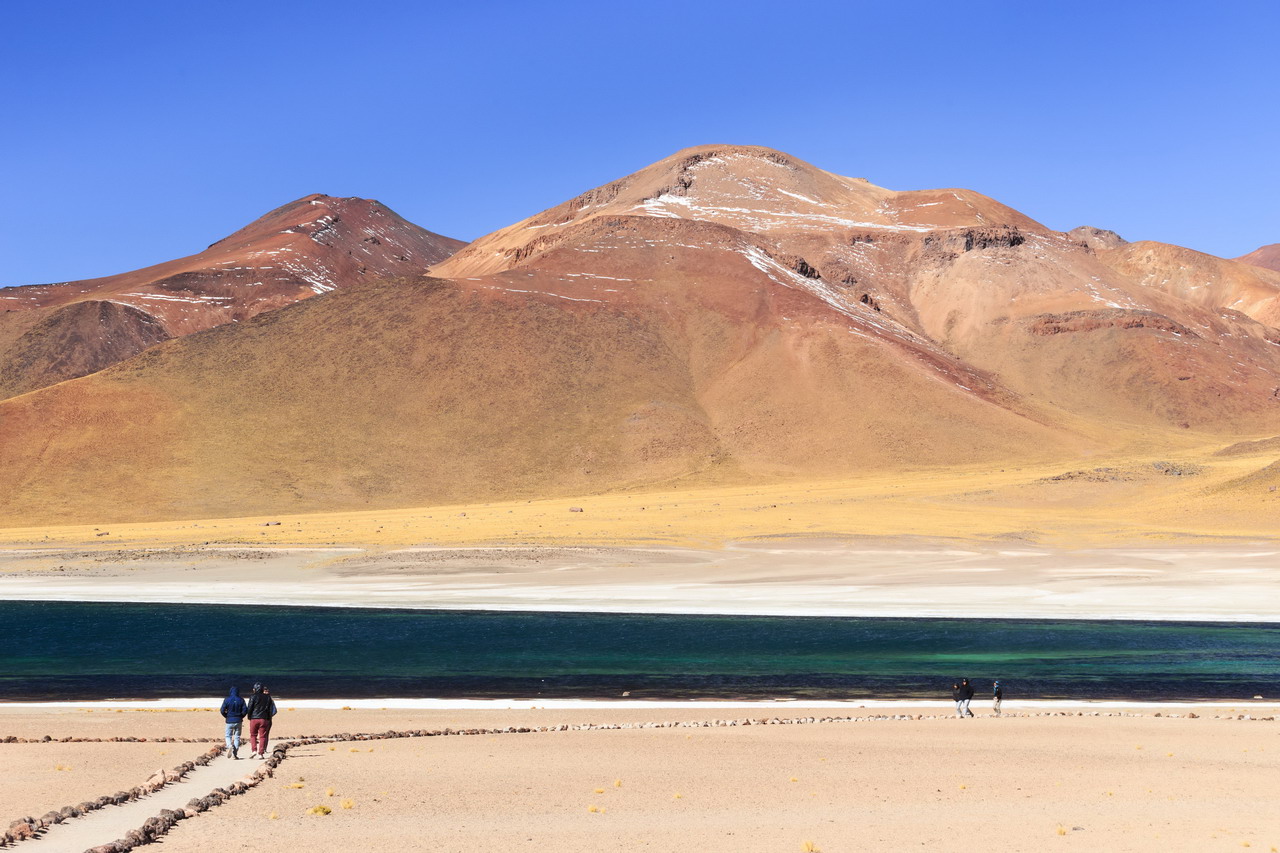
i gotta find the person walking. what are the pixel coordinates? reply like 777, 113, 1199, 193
952, 681, 964, 718
958, 677, 975, 718
245, 682, 277, 759
993, 680, 1004, 716
219, 685, 247, 759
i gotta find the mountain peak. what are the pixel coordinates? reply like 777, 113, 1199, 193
1068, 226, 1127, 252
1237, 242, 1280, 272
433, 145, 1044, 279
0, 194, 466, 392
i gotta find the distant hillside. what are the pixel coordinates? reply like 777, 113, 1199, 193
0, 195, 463, 398
1237, 242, 1280, 273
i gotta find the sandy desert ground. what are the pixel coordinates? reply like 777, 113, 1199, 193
3, 705, 1279, 853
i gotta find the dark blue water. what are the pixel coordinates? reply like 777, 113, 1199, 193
2, 601, 1277, 701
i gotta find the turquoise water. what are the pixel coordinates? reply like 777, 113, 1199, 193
1, 602, 1277, 701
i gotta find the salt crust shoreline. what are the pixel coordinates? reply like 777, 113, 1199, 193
4, 541, 1280, 622
3, 698, 1277, 711
4, 588, 1280, 624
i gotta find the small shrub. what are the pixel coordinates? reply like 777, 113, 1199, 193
307, 805, 332, 816
802, 843, 820, 852
268, 811, 278, 820
326, 787, 335, 797
285, 783, 305, 789
1056, 825, 1067, 836
340, 799, 354, 809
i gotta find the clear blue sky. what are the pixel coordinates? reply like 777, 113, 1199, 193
3, 1, 1277, 285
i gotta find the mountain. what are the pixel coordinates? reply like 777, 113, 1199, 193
1237, 243, 1280, 273
2, 145, 1279, 526
0, 195, 463, 398
1095, 241, 1280, 328
432, 144, 1046, 279
436, 145, 1280, 433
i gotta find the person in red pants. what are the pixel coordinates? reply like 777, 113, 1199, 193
244, 683, 278, 758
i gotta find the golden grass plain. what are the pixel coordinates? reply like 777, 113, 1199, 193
2, 438, 1275, 549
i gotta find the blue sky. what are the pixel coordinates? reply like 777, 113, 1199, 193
3, 1, 1277, 285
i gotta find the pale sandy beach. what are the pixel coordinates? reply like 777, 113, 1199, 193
3, 704, 1278, 852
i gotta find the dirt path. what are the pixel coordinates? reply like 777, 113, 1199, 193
21, 753, 265, 853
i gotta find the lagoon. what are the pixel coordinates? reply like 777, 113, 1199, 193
2, 601, 1277, 702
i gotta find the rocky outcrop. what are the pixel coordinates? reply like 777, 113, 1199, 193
1068, 226, 1127, 252
920, 225, 1027, 262
1025, 309, 1194, 337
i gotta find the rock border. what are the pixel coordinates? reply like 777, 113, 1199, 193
1, 736, 218, 744
2, 745, 220, 847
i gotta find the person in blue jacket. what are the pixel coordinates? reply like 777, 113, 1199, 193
219, 686, 247, 759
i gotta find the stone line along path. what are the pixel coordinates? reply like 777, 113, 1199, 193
21, 753, 266, 853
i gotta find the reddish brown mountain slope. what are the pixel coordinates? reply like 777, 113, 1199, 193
0, 195, 463, 398
0, 300, 170, 399
1097, 241, 1280, 328
1237, 243, 1280, 273
0, 267, 1074, 525
433, 144, 1046, 280
3, 145, 1279, 526
440, 145, 1280, 433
